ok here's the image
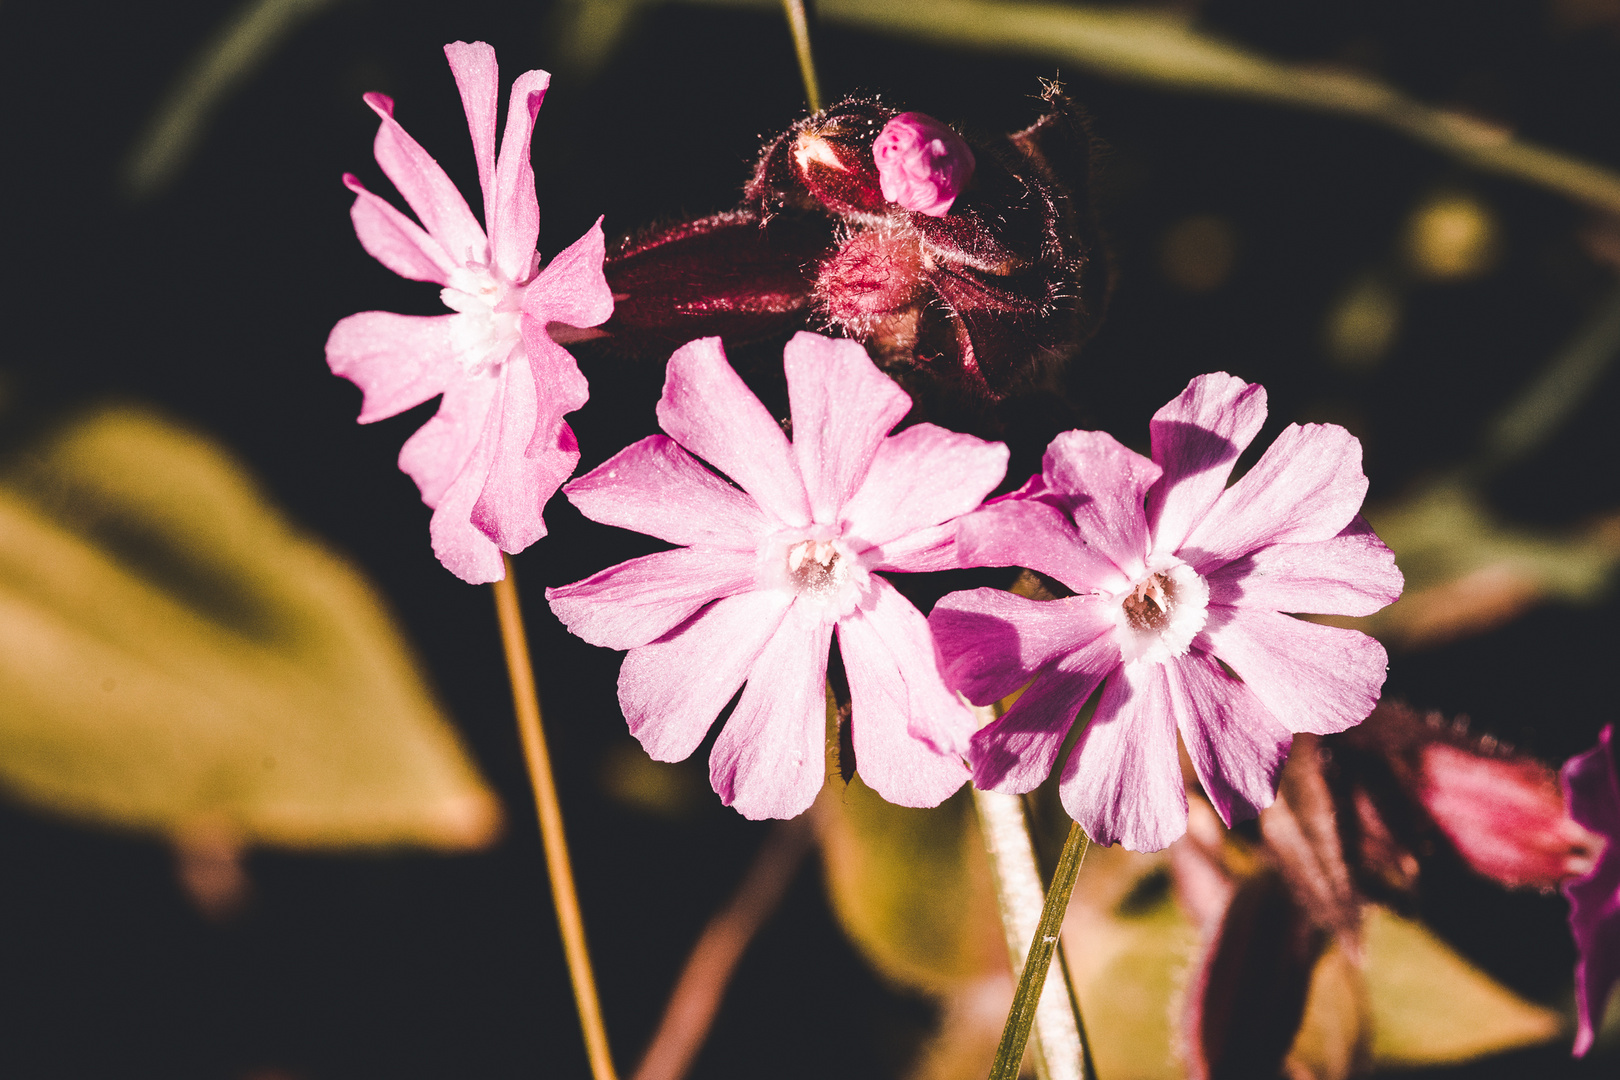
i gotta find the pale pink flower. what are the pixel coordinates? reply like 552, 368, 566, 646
546, 332, 1008, 819
326, 41, 611, 583
1562, 724, 1620, 1056
872, 112, 975, 217
931, 373, 1403, 852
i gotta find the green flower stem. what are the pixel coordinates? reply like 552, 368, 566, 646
494, 557, 619, 1080
781, 0, 824, 112
972, 729, 1091, 1080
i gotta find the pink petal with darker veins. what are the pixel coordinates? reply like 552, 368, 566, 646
1060, 662, 1188, 852
1146, 372, 1268, 557
620, 590, 793, 762
1182, 422, 1368, 572
443, 41, 499, 229
1199, 606, 1387, 736
1205, 516, 1403, 617
656, 337, 811, 529
488, 69, 549, 281
325, 310, 457, 423
363, 92, 487, 265
425, 381, 506, 584
931, 589, 1116, 707
546, 546, 758, 650
956, 497, 1130, 594
838, 581, 971, 807
1041, 429, 1163, 580
1563, 725, 1620, 1057
564, 436, 767, 549
1169, 650, 1292, 827
839, 422, 1008, 551
343, 174, 455, 284
710, 602, 835, 819
969, 628, 1119, 795
863, 521, 958, 574
525, 219, 613, 329
399, 372, 499, 509
468, 329, 582, 553
783, 331, 912, 523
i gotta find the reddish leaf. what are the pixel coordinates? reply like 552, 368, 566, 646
1261, 735, 1362, 948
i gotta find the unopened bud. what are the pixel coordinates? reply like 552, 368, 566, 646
873, 112, 975, 217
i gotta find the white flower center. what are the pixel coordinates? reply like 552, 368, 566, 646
757, 529, 871, 618
1108, 559, 1208, 666
442, 263, 523, 377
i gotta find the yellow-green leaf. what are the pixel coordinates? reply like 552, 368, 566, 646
0, 406, 499, 850
1363, 905, 1563, 1067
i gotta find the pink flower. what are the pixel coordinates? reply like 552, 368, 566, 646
325, 41, 611, 583
931, 373, 1403, 852
1562, 724, 1620, 1056
546, 332, 1008, 819
872, 112, 975, 216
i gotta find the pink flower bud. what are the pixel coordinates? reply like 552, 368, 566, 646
873, 112, 975, 217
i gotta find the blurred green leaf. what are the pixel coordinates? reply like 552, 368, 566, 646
123, 0, 336, 198
1362, 904, 1563, 1066
0, 406, 499, 849
1335, 481, 1620, 648
814, 774, 1006, 996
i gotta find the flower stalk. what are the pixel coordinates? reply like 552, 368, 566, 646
781, 0, 823, 112
493, 556, 618, 1080
972, 722, 1092, 1080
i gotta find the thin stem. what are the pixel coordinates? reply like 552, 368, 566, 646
633, 816, 815, 1080
493, 556, 619, 1080
781, 0, 823, 112
986, 817, 1090, 1080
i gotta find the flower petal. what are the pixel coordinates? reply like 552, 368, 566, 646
465, 334, 581, 554
399, 370, 498, 509
710, 601, 833, 819
863, 521, 957, 573
839, 582, 971, 807
547, 547, 758, 650
1198, 607, 1387, 736
783, 332, 912, 524
619, 589, 793, 762
956, 497, 1129, 594
525, 217, 613, 330
1060, 662, 1188, 852
1206, 516, 1403, 617
656, 337, 810, 528
1146, 372, 1268, 558
343, 173, 455, 284
1562, 725, 1620, 1057
969, 628, 1118, 795
930, 588, 1117, 706
363, 91, 487, 266
489, 69, 549, 282
1169, 650, 1292, 827
1041, 429, 1162, 579
325, 311, 457, 423
1181, 423, 1368, 572
564, 435, 769, 549
423, 385, 506, 583
443, 41, 499, 234
840, 422, 1009, 551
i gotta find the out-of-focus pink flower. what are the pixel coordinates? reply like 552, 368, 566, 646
326, 41, 611, 583
873, 112, 975, 217
931, 373, 1403, 852
546, 332, 1008, 819
1563, 724, 1620, 1056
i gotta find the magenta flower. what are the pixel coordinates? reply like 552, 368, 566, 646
931, 373, 1403, 852
325, 41, 611, 583
872, 111, 976, 216
1563, 724, 1620, 1056
546, 332, 1008, 819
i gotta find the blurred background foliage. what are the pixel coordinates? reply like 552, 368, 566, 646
4, 0, 1620, 1076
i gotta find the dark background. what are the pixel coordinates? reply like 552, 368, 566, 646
2, 1, 1619, 1076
